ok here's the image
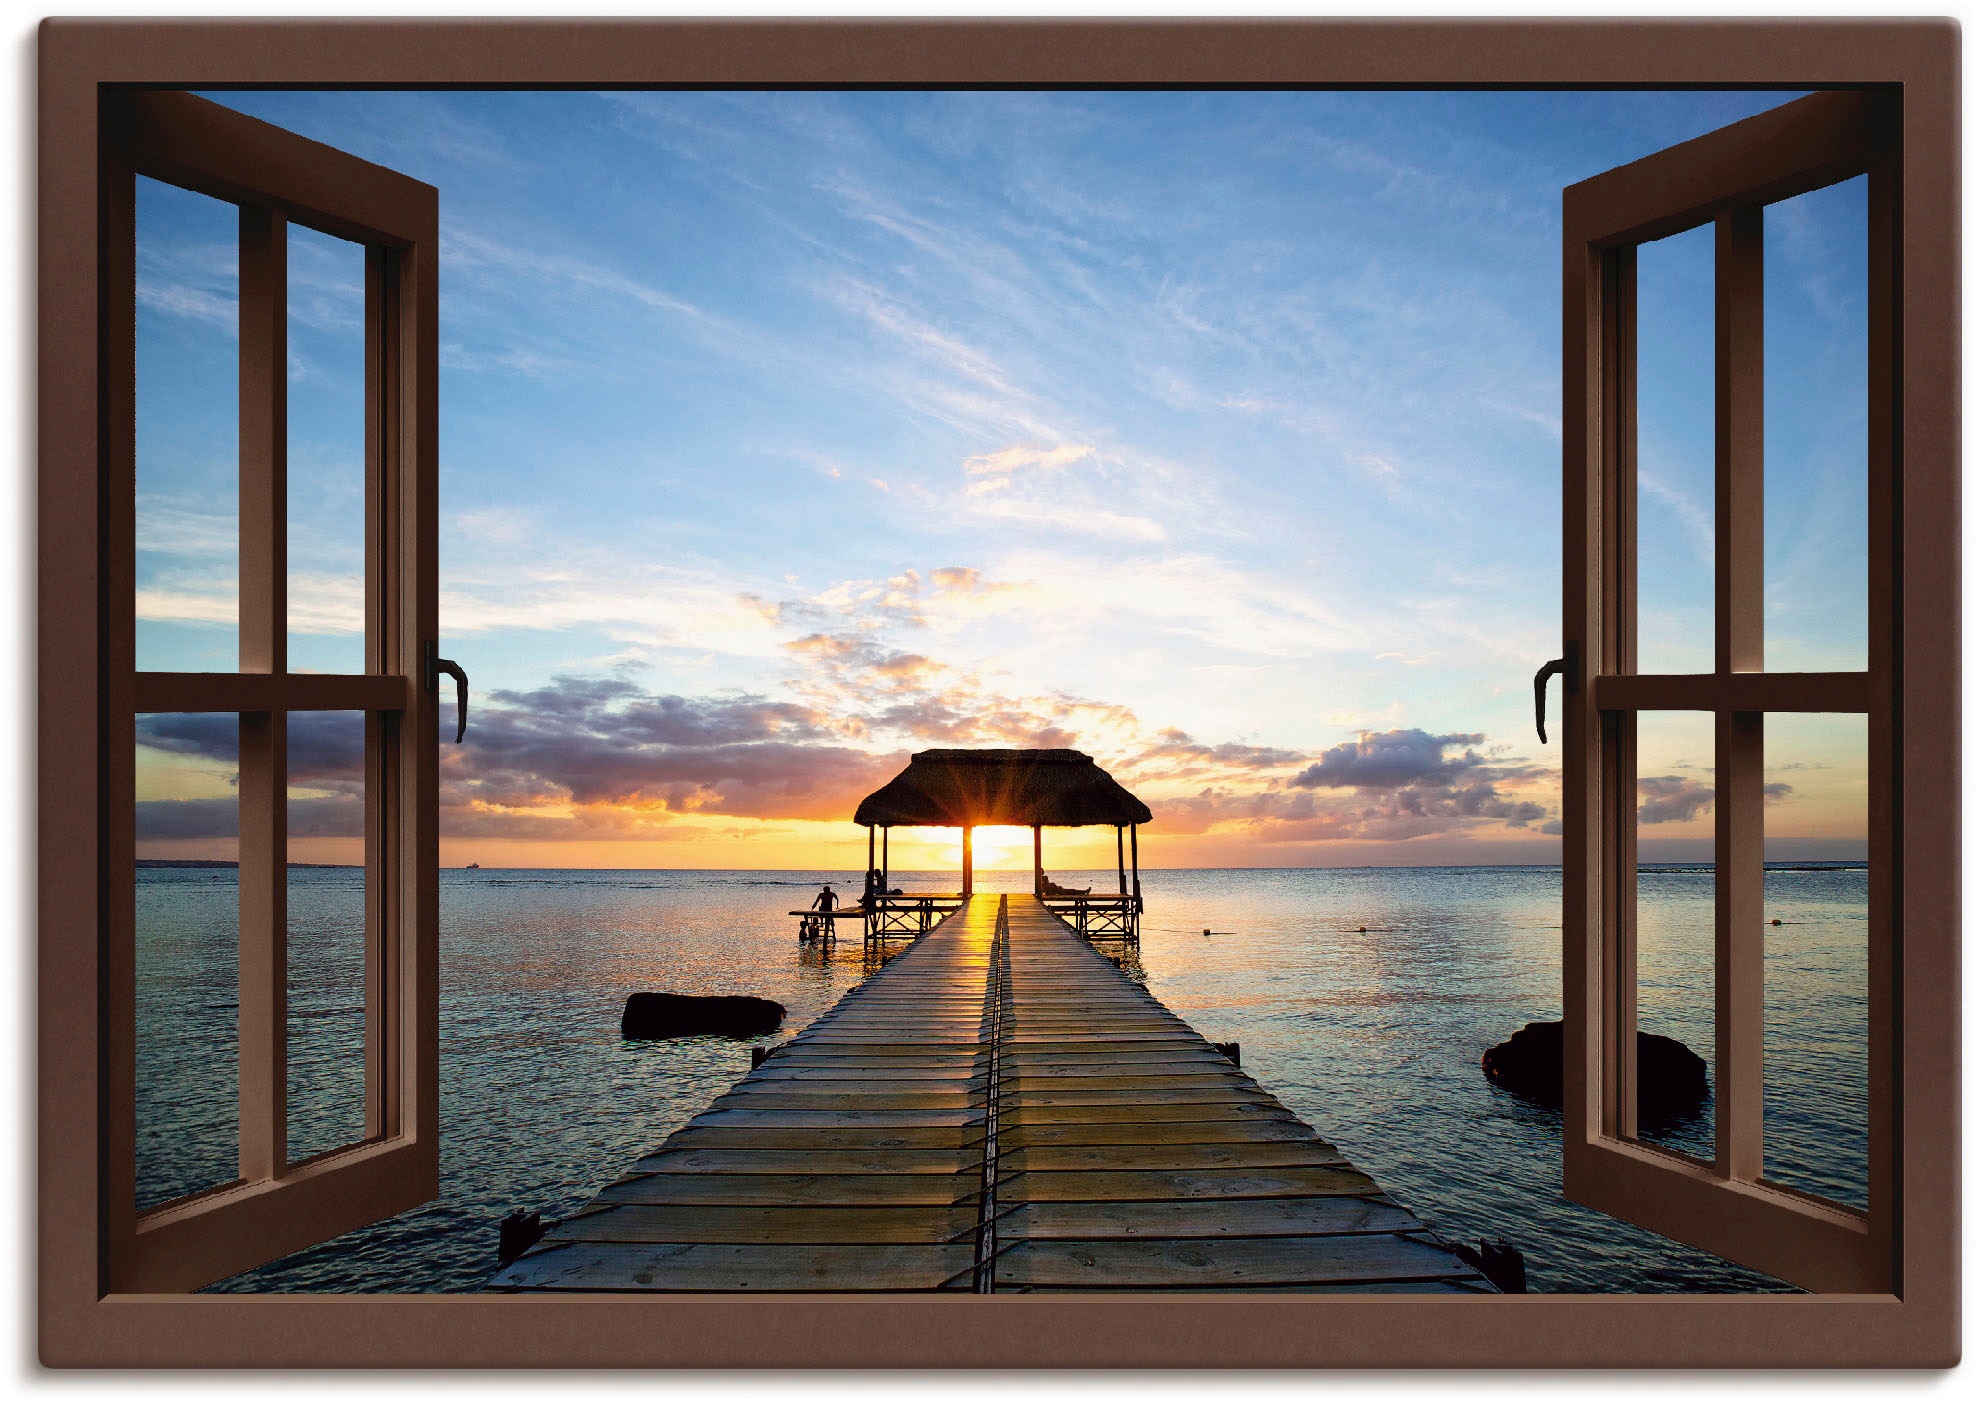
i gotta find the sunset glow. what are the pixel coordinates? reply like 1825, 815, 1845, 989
131, 90, 1872, 869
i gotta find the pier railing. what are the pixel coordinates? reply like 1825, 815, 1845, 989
867, 892, 966, 942
1039, 891, 1139, 944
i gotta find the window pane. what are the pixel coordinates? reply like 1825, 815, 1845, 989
287, 225, 369, 674
1762, 713, 1869, 1208
135, 178, 239, 672
287, 711, 370, 1163
1630, 710, 1717, 1161
1634, 226, 1716, 675
134, 713, 242, 1211
1764, 177, 1869, 672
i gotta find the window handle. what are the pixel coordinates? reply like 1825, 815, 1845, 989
426, 642, 468, 743
1533, 641, 1579, 745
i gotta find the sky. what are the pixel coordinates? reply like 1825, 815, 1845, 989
129, 88, 1872, 870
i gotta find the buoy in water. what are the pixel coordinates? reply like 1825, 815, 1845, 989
1202, 928, 1212, 936
1357, 926, 1367, 933
1770, 918, 1783, 926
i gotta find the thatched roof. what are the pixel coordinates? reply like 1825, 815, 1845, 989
853, 748, 1152, 829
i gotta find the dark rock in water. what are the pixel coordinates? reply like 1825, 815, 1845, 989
1482, 1019, 1707, 1118
1453, 1238, 1527, 1293
621, 991, 785, 1040
498, 1209, 546, 1265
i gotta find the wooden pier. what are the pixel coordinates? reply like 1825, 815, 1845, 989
490, 894, 1495, 1293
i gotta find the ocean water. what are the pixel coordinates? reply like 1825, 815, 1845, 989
130, 863, 1869, 1294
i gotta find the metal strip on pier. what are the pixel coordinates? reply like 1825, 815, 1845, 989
970, 895, 1007, 1292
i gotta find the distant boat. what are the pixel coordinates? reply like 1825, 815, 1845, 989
466, 862, 481, 870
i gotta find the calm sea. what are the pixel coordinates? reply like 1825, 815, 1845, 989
132, 863, 1869, 1294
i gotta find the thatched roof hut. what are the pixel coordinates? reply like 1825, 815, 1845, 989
853, 748, 1151, 829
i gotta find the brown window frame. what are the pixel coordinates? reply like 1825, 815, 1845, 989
100, 90, 440, 1293
37, 18, 1958, 1370
1560, 90, 1900, 1295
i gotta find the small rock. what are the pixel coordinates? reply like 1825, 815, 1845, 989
622, 992, 785, 1040
1453, 1238, 1527, 1293
498, 1209, 547, 1265
1482, 1019, 1707, 1119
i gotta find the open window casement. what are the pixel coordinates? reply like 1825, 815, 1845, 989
1560, 90, 1898, 1294
103, 90, 440, 1292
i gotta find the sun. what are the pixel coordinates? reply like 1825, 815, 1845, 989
969, 825, 1034, 870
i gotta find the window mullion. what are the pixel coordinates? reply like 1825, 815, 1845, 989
1862, 110, 1899, 1276
1714, 710, 1765, 1180
1603, 244, 1640, 1140
237, 204, 288, 1181
363, 247, 392, 1138
1713, 204, 1766, 1184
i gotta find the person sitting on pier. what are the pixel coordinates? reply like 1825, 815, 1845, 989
863, 868, 885, 909
814, 883, 838, 916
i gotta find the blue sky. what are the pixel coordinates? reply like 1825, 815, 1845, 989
130, 88, 1872, 868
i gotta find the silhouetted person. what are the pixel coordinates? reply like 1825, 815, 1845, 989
814, 883, 837, 915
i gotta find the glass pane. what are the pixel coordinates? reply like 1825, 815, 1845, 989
134, 178, 239, 672
134, 713, 241, 1210
1762, 713, 1869, 1208
287, 711, 370, 1162
1764, 177, 1869, 672
287, 225, 369, 674
1634, 225, 1717, 675
1631, 710, 1717, 1160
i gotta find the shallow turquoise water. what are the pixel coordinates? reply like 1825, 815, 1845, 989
131, 863, 1867, 1293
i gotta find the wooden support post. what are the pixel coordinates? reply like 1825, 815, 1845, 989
866, 823, 876, 937
1129, 823, 1142, 939
1033, 825, 1043, 897
1116, 824, 1126, 895
962, 826, 973, 898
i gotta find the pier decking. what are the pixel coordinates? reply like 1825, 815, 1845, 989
489, 894, 1494, 1293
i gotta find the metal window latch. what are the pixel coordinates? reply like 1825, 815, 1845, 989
1533, 640, 1580, 745
425, 640, 468, 744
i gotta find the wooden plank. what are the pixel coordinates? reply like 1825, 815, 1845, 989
1004, 1042, 1206, 1056
712, 1090, 980, 1111
1010, 1279, 1493, 1295
1004, 1074, 1251, 1093
1002, 1120, 1325, 1149
992, 1235, 1481, 1289
998, 1196, 1420, 1240
555, 1203, 977, 1244
1007, 1101, 1298, 1126
1002, 1049, 1236, 1067
598, 1172, 978, 1208
490, 1240, 975, 1292
659, 1125, 979, 1152
998, 1166, 1380, 1202
1005, 1087, 1280, 1107
691, 1107, 983, 1129
752, 1066, 986, 1082
1000, 1061, 1239, 1079
1001, 1142, 1349, 1174
630, 1148, 974, 1175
